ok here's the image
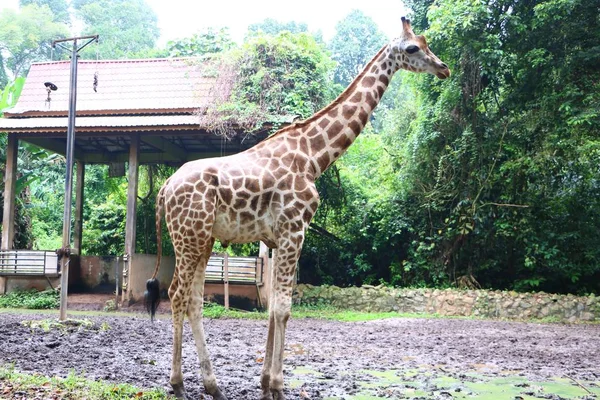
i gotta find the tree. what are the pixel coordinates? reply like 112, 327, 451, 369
382, 0, 600, 293
167, 28, 235, 58
73, 0, 160, 59
0, 4, 69, 79
328, 10, 387, 87
0, 77, 34, 249
19, 0, 70, 25
201, 31, 337, 137
248, 18, 309, 36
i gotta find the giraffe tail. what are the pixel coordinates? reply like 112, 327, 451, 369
145, 184, 165, 321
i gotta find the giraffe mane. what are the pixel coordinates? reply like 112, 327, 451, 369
265, 44, 389, 140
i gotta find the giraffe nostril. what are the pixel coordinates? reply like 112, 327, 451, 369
441, 62, 448, 69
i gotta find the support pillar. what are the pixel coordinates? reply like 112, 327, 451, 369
2, 134, 18, 250
123, 134, 139, 304
73, 161, 85, 255
258, 241, 271, 309
223, 252, 229, 310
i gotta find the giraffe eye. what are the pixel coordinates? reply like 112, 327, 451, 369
406, 45, 420, 54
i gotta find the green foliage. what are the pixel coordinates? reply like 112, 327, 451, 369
328, 9, 388, 87
0, 289, 59, 309
0, 77, 25, 113
0, 366, 169, 399
167, 27, 234, 58
247, 18, 314, 39
201, 302, 426, 322
0, 78, 35, 249
0, 4, 69, 77
301, 132, 409, 285
202, 31, 337, 136
19, 0, 70, 24
378, 0, 600, 293
236, 32, 336, 119
82, 196, 126, 255
74, 0, 160, 59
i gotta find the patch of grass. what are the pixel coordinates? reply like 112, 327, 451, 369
21, 318, 102, 333
0, 365, 170, 399
315, 367, 600, 400
202, 302, 266, 319
200, 302, 428, 322
291, 303, 432, 322
0, 289, 59, 309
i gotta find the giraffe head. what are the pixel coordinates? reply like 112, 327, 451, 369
390, 17, 451, 79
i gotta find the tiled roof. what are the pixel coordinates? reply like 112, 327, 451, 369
4, 58, 215, 117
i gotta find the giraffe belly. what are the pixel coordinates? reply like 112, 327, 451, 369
211, 210, 275, 245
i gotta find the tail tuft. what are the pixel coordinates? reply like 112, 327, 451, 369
144, 278, 161, 321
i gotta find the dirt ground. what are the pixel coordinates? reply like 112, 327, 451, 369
0, 306, 599, 400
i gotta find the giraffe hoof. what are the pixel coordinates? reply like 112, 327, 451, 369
210, 387, 228, 400
271, 389, 285, 400
260, 390, 273, 400
171, 382, 188, 399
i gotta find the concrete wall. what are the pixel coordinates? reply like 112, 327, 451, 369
77, 255, 122, 293
294, 284, 600, 323
128, 254, 261, 309
0, 275, 60, 293
1, 254, 263, 309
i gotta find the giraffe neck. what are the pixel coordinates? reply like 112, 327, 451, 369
304, 44, 397, 177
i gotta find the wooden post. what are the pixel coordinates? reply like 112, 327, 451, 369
73, 161, 85, 255
2, 134, 18, 250
258, 241, 269, 284
257, 241, 270, 309
123, 134, 139, 304
223, 252, 229, 310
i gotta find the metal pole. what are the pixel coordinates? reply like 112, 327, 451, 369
53, 34, 98, 321
59, 39, 79, 321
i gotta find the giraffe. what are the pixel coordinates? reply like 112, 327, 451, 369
145, 17, 450, 400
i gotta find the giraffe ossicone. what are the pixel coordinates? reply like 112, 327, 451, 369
144, 16, 450, 400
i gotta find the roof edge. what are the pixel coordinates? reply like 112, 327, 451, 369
29, 57, 204, 67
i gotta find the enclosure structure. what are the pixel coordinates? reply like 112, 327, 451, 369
0, 58, 283, 307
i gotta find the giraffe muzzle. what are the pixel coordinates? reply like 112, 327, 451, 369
436, 67, 451, 79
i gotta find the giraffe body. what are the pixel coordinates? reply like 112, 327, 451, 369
146, 17, 450, 400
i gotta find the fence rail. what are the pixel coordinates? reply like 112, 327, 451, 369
0, 250, 60, 276
206, 255, 263, 284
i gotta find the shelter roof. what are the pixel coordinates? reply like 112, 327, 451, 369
4, 58, 212, 117
0, 58, 290, 164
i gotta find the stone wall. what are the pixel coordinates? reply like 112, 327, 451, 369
293, 284, 599, 323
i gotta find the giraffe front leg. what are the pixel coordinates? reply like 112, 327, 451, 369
268, 236, 304, 400
269, 294, 292, 400
260, 310, 276, 400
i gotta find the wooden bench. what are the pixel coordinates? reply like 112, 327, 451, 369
205, 255, 263, 284
0, 250, 60, 288
205, 254, 265, 309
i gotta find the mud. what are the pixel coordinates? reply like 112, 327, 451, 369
0, 310, 599, 399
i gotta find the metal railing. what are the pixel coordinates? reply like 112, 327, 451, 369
0, 250, 60, 276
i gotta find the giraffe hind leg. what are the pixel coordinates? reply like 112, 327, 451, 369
168, 265, 193, 399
